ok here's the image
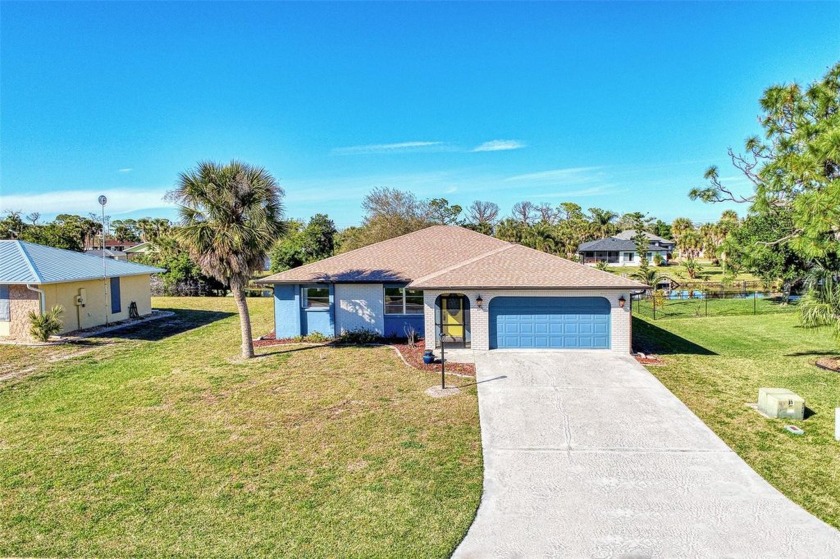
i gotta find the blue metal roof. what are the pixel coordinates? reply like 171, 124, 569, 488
0, 240, 165, 285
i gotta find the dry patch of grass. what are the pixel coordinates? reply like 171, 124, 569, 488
0, 297, 482, 558
634, 313, 840, 529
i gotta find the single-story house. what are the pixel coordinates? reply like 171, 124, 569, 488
0, 240, 164, 340
124, 242, 154, 261
256, 226, 646, 353
84, 248, 129, 261
578, 230, 675, 266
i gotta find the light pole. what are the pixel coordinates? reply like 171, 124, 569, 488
98, 195, 108, 325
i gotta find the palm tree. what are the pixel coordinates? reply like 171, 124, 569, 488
167, 161, 284, 359
631, 267, 669, 289
523, 222, 557, 253
588, 208, 618, 238
800, 267, 840, 339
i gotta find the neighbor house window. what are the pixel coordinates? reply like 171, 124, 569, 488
110, 277, 121, 314
0, 285, 9, 321
302, 286, 329, 309
624, 252, 634, 262
384, 287, 424, 315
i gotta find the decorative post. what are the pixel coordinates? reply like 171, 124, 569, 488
835, 408, 840, 442
439, 323, 446, 390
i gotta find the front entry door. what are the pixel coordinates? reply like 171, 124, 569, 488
441, 295, 465, 346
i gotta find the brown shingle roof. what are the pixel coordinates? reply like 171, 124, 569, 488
409, 243, 646, 289
257, 225, 646, 290
256, 225, 509, 284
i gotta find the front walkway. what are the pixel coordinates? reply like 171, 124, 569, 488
453, 351, 840, 558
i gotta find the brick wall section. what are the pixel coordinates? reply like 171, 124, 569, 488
8, 285, 41, 340
334, 283, 384, 335
424, 289, 632, 353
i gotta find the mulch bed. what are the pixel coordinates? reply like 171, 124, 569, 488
253, 332, 475, 376
390, 343, 475, 376
634, 353, 665, 366
815, 356, 840, 373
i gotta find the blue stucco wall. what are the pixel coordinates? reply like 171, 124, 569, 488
274, 284, 335, 338
383, 314, 425, 339
274, 285, 302, 339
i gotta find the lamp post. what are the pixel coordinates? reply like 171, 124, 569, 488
98, 195, 108, 325
439, 322, 446, 390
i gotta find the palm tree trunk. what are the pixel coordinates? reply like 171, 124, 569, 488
230, 280, 255, 359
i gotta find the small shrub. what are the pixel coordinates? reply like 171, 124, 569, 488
652, 254, 663, 266
651, 289, 666, 309
337, 328, 380, 345
595, 260, 611, 272
303, 332, 332, 343
683, 257, 703, 280
404, 324, 418, 348
28, 305, 64, 342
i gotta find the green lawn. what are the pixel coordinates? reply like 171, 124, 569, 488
634, 312, 840, 529
633, 295, 799, 320
0, 297, 482, 558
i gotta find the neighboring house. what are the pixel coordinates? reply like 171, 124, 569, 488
578, 230, 675, 266
123, 242, 154, 262
103, 240, 142, 252
256, 226, 646, 353
85, 248, 129, 261
0, 240, 164, 341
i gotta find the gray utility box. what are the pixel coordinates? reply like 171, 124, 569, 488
758, 388, 805, 420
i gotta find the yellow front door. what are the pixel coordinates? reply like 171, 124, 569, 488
442, 296, 464, 339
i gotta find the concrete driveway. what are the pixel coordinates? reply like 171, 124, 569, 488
453, 351, 840, 558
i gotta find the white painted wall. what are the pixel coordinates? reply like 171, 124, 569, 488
424, 289, 633, 353
335, 283, 384, 335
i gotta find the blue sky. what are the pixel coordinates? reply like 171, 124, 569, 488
1, 1, 838, 228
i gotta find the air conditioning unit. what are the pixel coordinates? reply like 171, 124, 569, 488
758, 387, 804, 420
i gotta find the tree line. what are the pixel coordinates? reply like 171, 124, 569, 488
1, 61, 837, 354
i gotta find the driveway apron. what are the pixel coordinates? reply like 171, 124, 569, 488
453, 351, 840, 558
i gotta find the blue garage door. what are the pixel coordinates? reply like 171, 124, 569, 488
489, 297, 611, 349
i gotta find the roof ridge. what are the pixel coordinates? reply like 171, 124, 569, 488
16, 241, 43, 283
407, 243, 515, 286
258, 224, 506, 283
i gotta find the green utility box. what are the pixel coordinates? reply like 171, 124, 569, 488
758, 387, 805, 420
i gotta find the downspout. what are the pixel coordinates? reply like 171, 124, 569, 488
26, 284, 46, 314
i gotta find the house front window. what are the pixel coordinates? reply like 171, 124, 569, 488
384, 287, 424, 315
624, 252, 634, 262
302, 286, 330, 309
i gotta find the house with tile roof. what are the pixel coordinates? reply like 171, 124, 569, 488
577, 230, 675, 266
0, 240, 164, 340
257, 226, 646, 352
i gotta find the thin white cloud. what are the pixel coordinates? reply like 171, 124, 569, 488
0, 188, 172, 217
118, 168, 133, 173
472, 139, 526, 152
505, 166, 603, 183
540, 186, 628, 198
331, 141, 447, 155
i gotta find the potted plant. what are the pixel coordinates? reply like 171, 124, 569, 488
423, 350, 435, 364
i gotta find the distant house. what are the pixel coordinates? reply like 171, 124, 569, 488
578, 230, 675, 266
85, 249, 129, 261
123, 242, 154, 261
0, 241, 164, 341
103, 240, 142, 252
257, 226, 645, 352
